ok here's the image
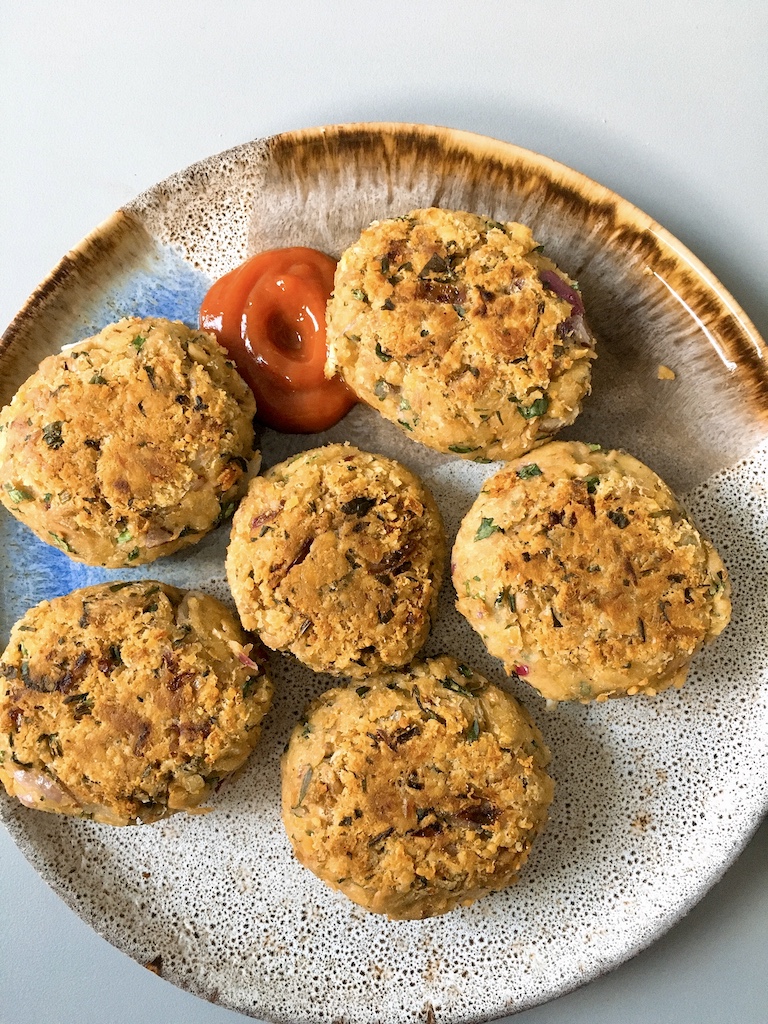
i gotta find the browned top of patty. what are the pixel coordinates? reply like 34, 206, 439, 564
0, 317, 256, 566
0, 582, 272, 825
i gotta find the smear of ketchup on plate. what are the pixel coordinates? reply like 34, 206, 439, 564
200, 247, 356, 433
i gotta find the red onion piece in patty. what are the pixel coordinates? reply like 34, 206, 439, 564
539, 269, 584, 316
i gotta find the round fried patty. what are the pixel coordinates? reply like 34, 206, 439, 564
282, 656, 554, 919
226, 443, 445, 678
0, 582, 273, 825
452, 441, 731, 701
0, 317, 256, 567
326, 208, 595, 461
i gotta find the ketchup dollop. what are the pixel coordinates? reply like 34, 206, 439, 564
200, 247, 356, 433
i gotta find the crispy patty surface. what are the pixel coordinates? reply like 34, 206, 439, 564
452, 441, 731, 702
325, 208, 595, 461
226, 444, 445, 678
0, 582, 273, 825
282, 656, 554, 919
0, 317, 256, 567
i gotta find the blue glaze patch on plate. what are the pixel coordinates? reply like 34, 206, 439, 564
63, 239, 211, 349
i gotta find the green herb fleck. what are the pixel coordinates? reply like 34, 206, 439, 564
5, 483, 32, 503
375, 342, 393, 362
579, 682, 593, 698
587, 442, 603, 452
419, 253, 450, 277
42, 421, 64, 450
458, 664, 473, 678
341, 496, 377, 517
116, 529, 132, 544
584, 475, 600, 494
295, 766, 313, 808
379, 256, 390, 275
412, 685, 447, 726
607, 509, 630, 529
144, 365, 157, 388
398, 419, 413, 431
368, 826, 395, 848
126, 547, 140, 561
63, 692, 94, 720
351, 288, 369, 303
453, 304, 466, 318
474, 517, 502, 542
215, 501, 236, 527
356, 686, 371, 698
518, 396, 549, 419
373, 379, 389, 400
441, 677, 474, 699
48, 531, 74, 552
89, 374, 107, 385
41, 732, 63, 758
109, 581, 133, 592
131, 334, 147, 352
466, 717, 481, 743
448, 444, 481, 455
243, 676, 261, 699
495, 587, 516, 613
516, 463, 542, 479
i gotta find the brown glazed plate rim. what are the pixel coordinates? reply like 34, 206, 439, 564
5, 122, 766, 402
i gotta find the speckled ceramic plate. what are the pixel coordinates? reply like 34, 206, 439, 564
1, 124, 767, 1024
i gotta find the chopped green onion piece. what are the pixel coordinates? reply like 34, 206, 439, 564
5, 483, 32, 503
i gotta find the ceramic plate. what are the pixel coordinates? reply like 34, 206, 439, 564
1, 124, 767, 1024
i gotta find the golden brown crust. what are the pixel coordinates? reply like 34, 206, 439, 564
452, 441, 732, 701
226, 444, 446, 678
0, 317, 256, 567
325, 208, 595, 461
0, 582, 273, 825
281, 656, 554, 919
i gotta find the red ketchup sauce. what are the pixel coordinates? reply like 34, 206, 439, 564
200, 247, 356, 433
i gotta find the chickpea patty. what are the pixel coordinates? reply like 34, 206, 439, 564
0, 317, 256, 567
0, 582, 273, 825
325, 208, 595, 461
452, 441, 731, 702
282, 656, 554, 919
226, 444, 445, 678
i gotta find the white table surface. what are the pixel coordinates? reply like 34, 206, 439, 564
1, 3, 766, 1022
